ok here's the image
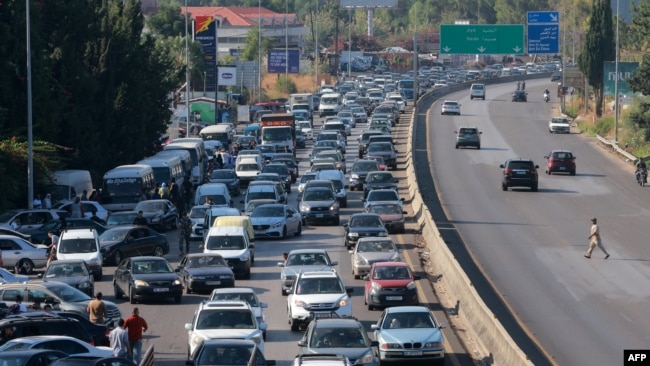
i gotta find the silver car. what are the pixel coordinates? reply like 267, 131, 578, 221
349, 237, 401, 279
0, 235, 48, 273
250, 204, 302, 239
276, 249, 338, 295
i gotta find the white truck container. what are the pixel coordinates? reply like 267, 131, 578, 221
289, 93, 313, 115
48, 170, 93, 203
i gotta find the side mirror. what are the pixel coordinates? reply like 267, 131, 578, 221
363, 275, 370, 281
297, 340, 307, 347
348, 250, 354, 254
331, 261, 338, 266
37, 273, 44, 278
342, 223, 348, 228
346, 287, 354, 295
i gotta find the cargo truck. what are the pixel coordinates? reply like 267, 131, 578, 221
260, 113, 296, 154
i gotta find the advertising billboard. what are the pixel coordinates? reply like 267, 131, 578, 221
268, 49, 300, 73
218, 66, 237, 86
195, 16, 217, 92
603, 62, 639, 96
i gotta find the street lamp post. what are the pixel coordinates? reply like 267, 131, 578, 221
259, 0, 262, 103
26, 0, 34, 209
347, 9, 352, 80
184, 0, 191, 136
614, 0, 620, 143
285, 0, 289, 95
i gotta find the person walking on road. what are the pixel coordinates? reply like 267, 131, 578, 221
109, 318, 132, 360
585, 218, 610, 259
124, 307, 148, 364
87, 292, 107, 324
178, 211, 192, 256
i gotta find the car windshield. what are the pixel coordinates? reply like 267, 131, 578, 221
45, 262, 90, 278
357, 240, 395, 252
369, 174, 393, 183
206, 235, 246, 250
132, 259, 173, 274
368, 191, 399, 201
198, 345, 253, 365
459, 128, 477, 135
198, 195, 227, 205
246, 200, 273, 213
383, 313, 434, 329
45, 284, 92, 302
311, 328, 368, 348
58, 238, 97, 254
373, 266, 411, 280
286, 253, 329, 266
99, 228, 129, 242
186, 255, 227, 268
369, 204, 401, 215
303, 190, 334, 201
263, 166, 287, 175
190, 207, 208, 219
350, 216, 383, 227
300, 174, 317, 183
296, 278, 343, 294
210, 293, 259, 307
237, 164, 260, 172
252, 206, 284, 218
196, 309, 255, 330
107, 213, 136, 226
210, 170, 236, 180
507, 161, 534, 170
317, 134, 337, 141
552, 152, 573, 159
353, 162, 379, 172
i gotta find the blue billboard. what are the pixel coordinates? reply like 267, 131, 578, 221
268, 49, 300, 74
527, 11, 560, 54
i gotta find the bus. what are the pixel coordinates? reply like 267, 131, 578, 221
137, 155, 185, 188
164, 138, 208, 187
101, 165, 155, 211
398, 79, 415, 99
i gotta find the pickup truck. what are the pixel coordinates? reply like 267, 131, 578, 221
549, 117, 571, 133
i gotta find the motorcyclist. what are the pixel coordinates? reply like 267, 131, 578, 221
544, 89, 550, 102
635, 159, 647, 183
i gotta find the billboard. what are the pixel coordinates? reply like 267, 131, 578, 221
218, 66, 237, 86
195, 16, 217, 92
603, 62, 639, 96
268, 49, 300, 73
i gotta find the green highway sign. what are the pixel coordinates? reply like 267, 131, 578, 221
440, 24, 525, 55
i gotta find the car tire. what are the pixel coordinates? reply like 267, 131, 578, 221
455, 144, 459, 149
129, 287, 136, 304
296, 223, 302, 236
532, 184, 539, 192
94, 272, 102, 281
112, 251, 123, 266
17, 259, 34, 275
153, 246, 164, 257
281, 226, 287, 240
570, 170, 576, 176
502, 183, 508, 191
281, 288, 286, 296
334, 217, 340, 226
290, 318, 300, 332
114, 282, 123, 300
341, 199, 347, 208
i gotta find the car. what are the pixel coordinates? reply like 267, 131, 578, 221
298, 173, 318, 196
0, 335, 113, 357
469, 83, 486, 100
0, 235, 48, 273
309, 162, 338, 173
385, 94, 406, 112
49, 355, 135, 366
208, 169, 241, 196
0, 267, 29, 284
343, 213, 388, 250
368, 117, 392, 133
364, 262, 419, 310
112, 256, 183, 304
365, 142, 397, 170
372, 105, 397, 126
184, 300, 266, 357
98, 226, 169, 266
187, 205, 210, 241
316, 170, 348, 208
440, 100, 461, 115
511, 90, 528, 102
40, 259, 95, 296
132, 199, 178, 232
297, 316, 378, 366
176, 253, 236, 294
297, 121, 314, 140
365, 155, 387, 171
316, 131, 346, 154
454, 126, 482, 149
242, 181, 285, 207
364, 189, 404, 210
187, 339, 275, 366
243, 199, 276, 216
551, 71, 562, 82
299, 187, 340, 226
544, 150, 576, 175
271, 157, 300, 183
277, 249, 338, 296
8, 310, 111, 347
365, 202, 406, 234
314, 150, 346, 174
203, 226, 254, 280
105, 211, 138, 228
349, 160, 380, 191
287, 271, 353, 331
0, 282, 121, 326
250, 204, 302, 239
56, 228, 103, 281
262, 163, 292, 192
371, 306, 446, 364
500, 158, 539, 191
292, 354, 352, 366
257, 144, 277, 163
548, 116, 571, 134
0, 209, 69, 233
209, 287, 268, 339
363, 171, 397, 199
0, 227, 32, 242
357, 131, 384, 157
349, 237, 400, 279
296, 129, 307, 148
52, 201, 110, 223
312, 141, 342, 157
253, 174, 289, 203
0, 349, 68, 366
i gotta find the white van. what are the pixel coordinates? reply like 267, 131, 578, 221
203, 226, 254, 279
235, 157, 262, 184
318, 93, 342, 117
56, 228, 103, 280
101, 164, 155, 211
199, 124, 233, 148
164, 139, 207, 186
193, 183, 233, 207
137, 155, 185, 187
48, 170, 93, 203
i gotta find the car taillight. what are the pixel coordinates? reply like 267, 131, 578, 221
529, 168, 537, 173
504, 169, 513, 174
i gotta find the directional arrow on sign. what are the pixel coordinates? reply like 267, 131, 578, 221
443, 46, 451, 52
477, 46, 486, 53
550, 13, 558, 22
513, 46, 522, 53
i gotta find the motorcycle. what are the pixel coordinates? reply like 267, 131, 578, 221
544, 92, 550, 103
635, 167, 647, 187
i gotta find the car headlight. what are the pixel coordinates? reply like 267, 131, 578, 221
425, 341, 444, 348
371, 282, 383, 290
78, 282, 92, 288
359, 350, 376, 364
240, 253, 250, 262
299, 204, 310, 211
271, 221, 283, 228
381, 343, 402, 349
190, 275, 206, 280
355, 256, 368, 265
351, 174, 360, 179
294, 299, 308, 308
220, 274, 233, 279
338, 297, 349, 307
329, 204, 339, 211
406, 281, 416, 290
134, 280, 149, 287
190, 334, 207, 349
379, 232, 388, 237
348, 232, 359, 238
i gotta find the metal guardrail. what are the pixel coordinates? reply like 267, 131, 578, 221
139, 344, 154, 366
596, 134, 639, 163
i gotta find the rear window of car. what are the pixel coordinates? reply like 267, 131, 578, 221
459, 128, 477, 135
471, 84, 484, 90
507, 161, 534, 170
552, 152, 573, 159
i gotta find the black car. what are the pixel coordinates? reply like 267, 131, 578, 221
358, 131, 384, 158
51, 356, 135, 366
349, 159, 381, 191
40, 259, 94, 296
176, 253, 236, 294
272, 157, 300, 183
208, 169, 241, 196
0, 316, 94, 346
0, 350, 68, 366
551, 71, 562, 82
299, 187, 340, 226
113, 256, 183, 304
25, 219, 108, 245
343, 213, 389, 250
500, 159, 539, 192
99, 226, 169, 265
262, 163, 292, 192
366, 142, 397, 170
511, 90, 528, 102
133, 199, 178, 232
187, 339, 275, 366
363, 171, 398, 199
8, 310, 111, 347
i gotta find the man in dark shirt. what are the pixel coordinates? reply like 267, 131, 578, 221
133, 211, 148, 226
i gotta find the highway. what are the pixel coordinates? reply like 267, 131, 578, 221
423, 79, 650, 365
87, 106, 474, 366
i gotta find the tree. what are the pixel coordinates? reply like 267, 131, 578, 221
240, 25, 274, 62
146, 1, 187, 38
577, 0, 615, 117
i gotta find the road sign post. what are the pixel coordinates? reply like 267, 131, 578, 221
440, 24, 524, 55
527, 11, 559, 54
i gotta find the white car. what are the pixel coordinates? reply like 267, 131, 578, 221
441, 100, 461, 115
0, 235, 48, 274
210, 287, 269, 339
185, 300, 266, 356
287, 271, 353, 331
297, 121, 313, 140
52, 201, 110, 222
0, 335, 113, 357
385, 94, 406, 113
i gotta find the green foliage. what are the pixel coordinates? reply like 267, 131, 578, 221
275, 75, 297, 95
240, 25, 274, 62
146, 1, 187, 37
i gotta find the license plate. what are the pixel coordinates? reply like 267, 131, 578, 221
515, 171, 526, 175
312, 312, 332, 319
254, 230, 264, 234
404, 351, 423, 356
206, 281, 221, 285
316, 214, 324, 218
386, 296, 403, 301
153, 288, 169, 292
559, 167, 566, 170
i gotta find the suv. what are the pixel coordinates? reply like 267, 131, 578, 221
470, 83, 486, 100
500, 159, 539, 192
363, 171, 398, 199
297, 316, 378, 366
57, 228, 103, 280
287, 271, 353, 331
366, 142, 397, 170
454, 126, 482, 149
349, 160, 380, 191
299, 187, 340, 226
184, 300, 266, 357
0, 316, 93, 347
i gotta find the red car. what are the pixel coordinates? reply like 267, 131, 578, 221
544, 150, 576, 175
364, 262, 419, 310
